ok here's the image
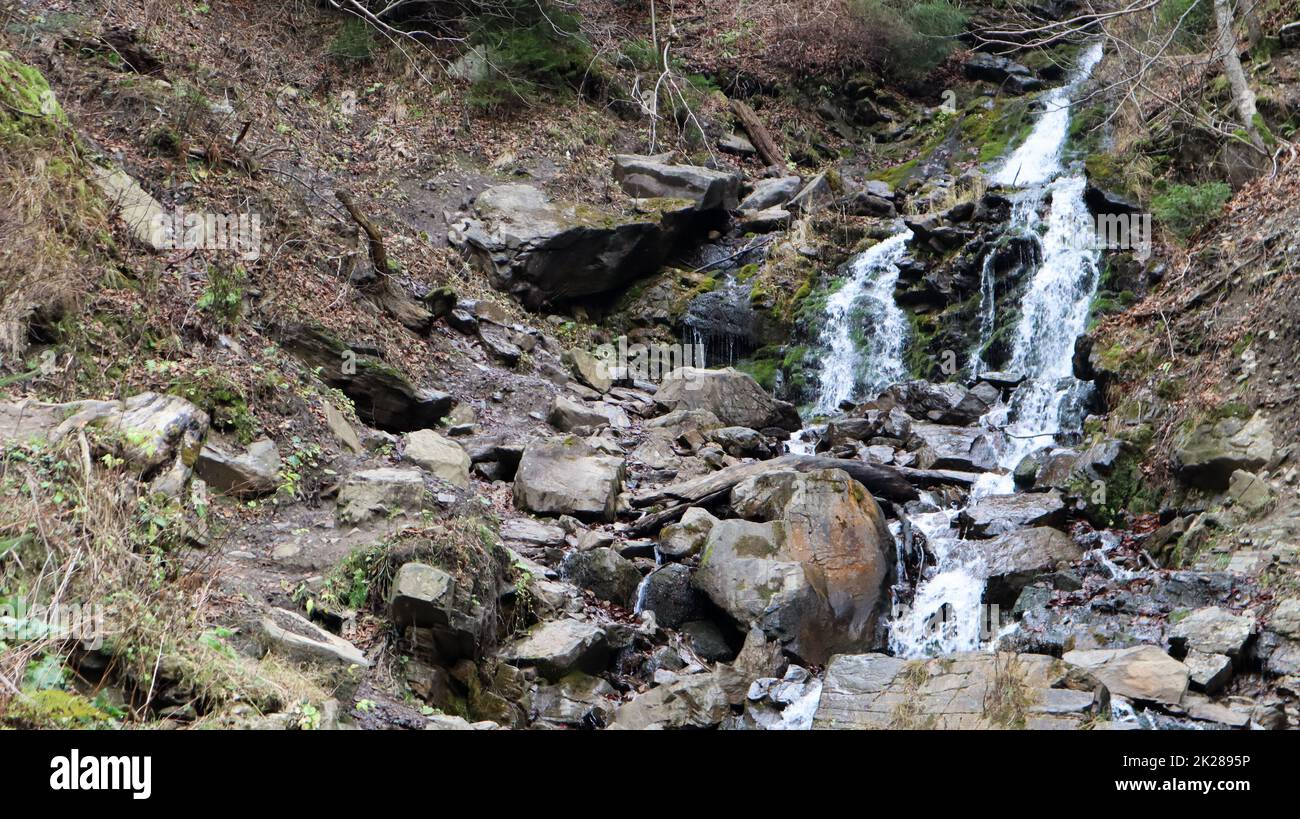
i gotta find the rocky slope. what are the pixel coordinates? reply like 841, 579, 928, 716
1, 0, 1298, 731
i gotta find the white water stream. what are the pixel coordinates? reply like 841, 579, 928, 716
811, 229, 913, 414
883, 42, 1108, 656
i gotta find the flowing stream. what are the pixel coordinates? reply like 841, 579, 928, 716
803, 42, 1107, 657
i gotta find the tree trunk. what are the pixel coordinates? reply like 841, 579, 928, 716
1213, 0, 1267, 155
729, 99, 786, 169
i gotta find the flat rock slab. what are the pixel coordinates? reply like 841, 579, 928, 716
500, 618, 608, 680
813, 652, 1104, 730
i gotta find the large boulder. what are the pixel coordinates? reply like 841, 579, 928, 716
1174, 411, 1274, 490
952, 526, 1083, 602
739, 176, 802, 211
0, 392, 209, 496
500, 618, 608, 680
278, 323, 452, 433
909, 422, 1000, 472
962, 53, 1043, 94
336, 468, 427, 524
1063, 645, 1190, 706
560, 547, 642, 608
658, 507, 718, 558
879, 381, 991, 425
695, 468, 895, 663
612, 154, 741, 210
402, 430, 470, 488
607, 672, 730, 730
813, 652, 1106, 730
451, 183, 716, 311
655, 367, 800, 432
512, 438, 626, 521
389, 563, 456, 629
638, 563, 708, 629
532, 673, 619, 728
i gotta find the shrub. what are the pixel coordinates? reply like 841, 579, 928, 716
1151, 181, 1231, 240
468, 1, 592, 112
328, 18, 375, 63
852, 0, 967, 81
1156, 0, 1212, 48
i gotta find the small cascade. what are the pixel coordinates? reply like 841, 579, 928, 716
811, 228, 913, 414
968, 253, 998, 377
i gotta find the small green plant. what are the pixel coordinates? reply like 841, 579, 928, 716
1151, 181, 1231, 241
196, 264, 246, 327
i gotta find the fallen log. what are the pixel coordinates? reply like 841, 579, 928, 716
729, 99, 785, 169
632, 454, 920, 508
895, 465, 980, 488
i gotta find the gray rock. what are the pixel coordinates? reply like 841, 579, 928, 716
278, 323, 452, 433
532, 673, 618, 727
960, 491, 1067, 537
612, 154, 741, 210
881, 380, 991, 425
638, 563, 707, 628
644, 408, 722, 435
561, 547, 642, 608
608, 672, 730, 730
195, 437, 280, 498
681, 619, 736, 662
258, 608, 369, 699
1269, 598, 1300, 639
500, 618, 608, 680
1226, 469, 1274, 518
1063, 645, 1189, 706
1169, 606, 1255, 657
389, 563, 456, 629
655, 367, 800, 431
0, 392, 209, 496
1174, 411, 1274, 490
336, 467, 427, 524
814, 652, 1104, 729
953, 527, 1083, 602
739, 176, 802, 211
564, 347, 613, 393
513, 438, 625, 521
708, 425, 777, 459
402, 429, 470, 488
658, 506, 717, 558
452, 183, 703, 311
500, 516, 566, 548
548, 395, 612, 432
787, 172, 834, 214
738, 207, 793, 233
909, 422, 1000, 472
1183, 650, 1233, 694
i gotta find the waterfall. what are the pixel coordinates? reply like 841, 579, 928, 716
811, 228, 913, 414
890, 42, 1106, 657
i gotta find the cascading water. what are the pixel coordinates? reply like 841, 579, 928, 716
889, 42, 1107, 657
811, 228, 913, 414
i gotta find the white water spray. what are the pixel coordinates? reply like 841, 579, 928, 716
812, 229, 913, 414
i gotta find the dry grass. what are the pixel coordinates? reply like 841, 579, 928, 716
0, 435, 319, 726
